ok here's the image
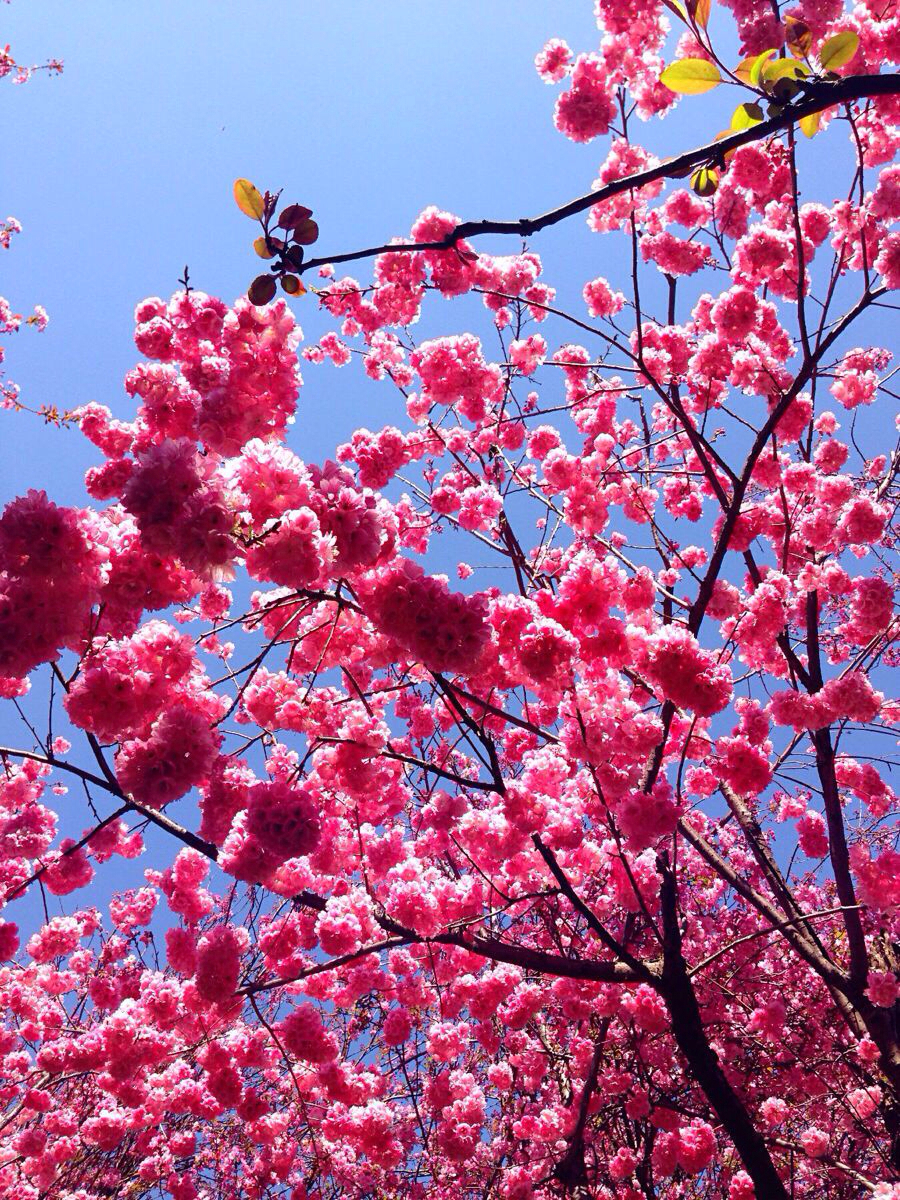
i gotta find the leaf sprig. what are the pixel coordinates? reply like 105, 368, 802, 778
233, 179, 320, 304
658, 27, 861, 195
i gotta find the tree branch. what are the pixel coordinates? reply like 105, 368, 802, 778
0, 744, 220, 864
533, 835, 658, 984
298, 74, 900, 277
657, 852, 790, 1199
289, 887, 640, 984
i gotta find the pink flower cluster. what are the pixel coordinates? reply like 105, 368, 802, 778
0, 490, 105, 681
636, 625, 733, 717
132, 292, 300, 455
410, 334, 503, 424
362, 559, 489, 673
0, 4, 897, 1196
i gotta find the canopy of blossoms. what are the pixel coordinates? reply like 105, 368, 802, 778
0, 2, 898, 1198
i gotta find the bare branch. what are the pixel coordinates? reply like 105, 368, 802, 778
298, 75, 900, 278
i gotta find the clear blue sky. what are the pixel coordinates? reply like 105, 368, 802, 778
3, 2, 603, 497
0, 1, 627, 915
2, 3, 874, 498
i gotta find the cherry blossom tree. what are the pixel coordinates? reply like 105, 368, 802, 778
0, 2, 898, 1197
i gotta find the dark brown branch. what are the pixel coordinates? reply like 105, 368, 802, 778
677, 818, 849, 991
290, 887, 639, 984
0, 744, 120, 798
7, 802, 130, 899
0, 744, 220, 863
299, 74, 900, 277
719, 783, 830, 953
552, 1020, 610, 1193
240, 935, 407, 995
434, 675, 560, 743
813, 727, 869, 986
688, 284, 881, 637
381, 745, 502, 793
533, 835, 658, 984
657, 853, 789, 1199
687, 904, 864, 978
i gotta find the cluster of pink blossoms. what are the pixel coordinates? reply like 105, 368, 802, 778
0, 1, 897, 1198
0, 490, 106, 683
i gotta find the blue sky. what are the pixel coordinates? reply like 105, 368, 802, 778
2, 2, 876, 493
0, 1, 623, 917
3, 2, 606, 496
1, 0, 887, 738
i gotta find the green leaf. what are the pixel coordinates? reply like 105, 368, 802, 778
731, 101, 764, 130
690, 166, 719, 196
748, 48, 778, 87
761, 57, 808, 84
819, 30, 860, 71
660, 57, 722, 94
234, 179, 265, 220
799, 110, 821, 138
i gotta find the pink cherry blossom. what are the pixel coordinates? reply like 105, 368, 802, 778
0, 5, 897, 1197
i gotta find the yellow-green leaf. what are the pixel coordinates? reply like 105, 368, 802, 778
253, 236, 275, 259
691, 166, 719, 196
819, 30, 859, 71
799, 110, 821, 138
748, 48, 778, 87
761, 57, 808, 84
731, 101, 764, 130
662, 0, 689, 22
734, 55, 757, 85
660, 57, 722, 94
234, 178, 265, 220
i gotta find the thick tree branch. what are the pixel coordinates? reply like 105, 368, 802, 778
677, 818, 850, 991
298, 74, 900, 277
657, 853, 790, 1199
813, 727, 870, 986
718, 782, 831, 955
290, 886, 640, 984
533, 835, 658, 984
